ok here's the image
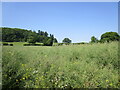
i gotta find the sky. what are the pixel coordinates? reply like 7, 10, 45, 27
2, 2, 118, 43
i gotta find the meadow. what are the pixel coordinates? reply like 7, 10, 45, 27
2, 42, 120, 88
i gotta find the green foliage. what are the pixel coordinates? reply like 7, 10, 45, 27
90, 36, 98, 43
43, 38, 53, 46
53, 38, 58, 43
62, 38, 72, 43
100, 32, 120, 43
2, 42, 13, 46
27, 33, 38, 44
2, 42, 119, 88
1, 27, 58, 45
23, 43, 43, 46
27, 37, 36, 44
43, 34, 54, 46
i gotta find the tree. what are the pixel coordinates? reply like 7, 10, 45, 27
62, 38, 72, 43
44, 32, 48, 37
100, 32, 120, 42
90, 36, 98, 43
2, 27, 55, 43
27, 32, 37, 44
43, 37, 53, 46
27, 36, 36, 44
53, 38, 58, 43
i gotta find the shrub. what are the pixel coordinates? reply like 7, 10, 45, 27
23, 44, 43, 46
2, 42, 13, 46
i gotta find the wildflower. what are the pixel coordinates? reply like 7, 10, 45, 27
35, 86, 39, 88
21, 64, 24, 66
23, 77, 25, 80
16, 79, 18, 82
109, 83, 113, 86
106, 80, 109, 82
65, 84, 68, 87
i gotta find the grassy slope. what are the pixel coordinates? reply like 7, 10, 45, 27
2, 42, 120, 88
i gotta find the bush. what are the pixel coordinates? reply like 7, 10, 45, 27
58, 43, 64, 46
2, 42, 13, 46
23, 44, 43, 46
2, 42, 8, 45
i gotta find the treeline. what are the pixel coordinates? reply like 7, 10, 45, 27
1, 27, 58, 46
60, 32, 120, 45
90, 32, 120, 43
1, 27, 120, 46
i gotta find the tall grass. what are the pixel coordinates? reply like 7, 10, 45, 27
2, 42, 120, 88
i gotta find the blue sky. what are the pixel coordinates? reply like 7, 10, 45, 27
2, 2, 118, 43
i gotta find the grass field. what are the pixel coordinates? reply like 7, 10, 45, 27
2, 42, 120, 88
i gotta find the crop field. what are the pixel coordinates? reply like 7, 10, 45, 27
2, 42, 120, 88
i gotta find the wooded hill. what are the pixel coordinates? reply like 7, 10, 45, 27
1, 27, 58, 46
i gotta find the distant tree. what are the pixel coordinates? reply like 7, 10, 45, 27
43, 37, 53, 46
53, 38, 58, 43
44, 32, 48, 37
50, 34, 54, 41
27, 36, 36, 44
100, 32, 120, 42
27, 33, 37, 44
2, 27, 56, 44
62, 38, 72, 43
90, 36, 98, 43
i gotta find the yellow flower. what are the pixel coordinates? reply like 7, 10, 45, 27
109, 83, 113, 86
35, 86, 39, 88
106, 80, 109, 82
21, 64, 24, 66
23, 78, 25, 80
16, 79, 18, 82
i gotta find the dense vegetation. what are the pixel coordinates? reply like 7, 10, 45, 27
1, 27, 120, 88
1, 27, 120, 45
2, 42, 120, 88
1, 27, 58, 46
90, 32, 120, 43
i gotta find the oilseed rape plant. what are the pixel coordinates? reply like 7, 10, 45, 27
2, 42, 120, 88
